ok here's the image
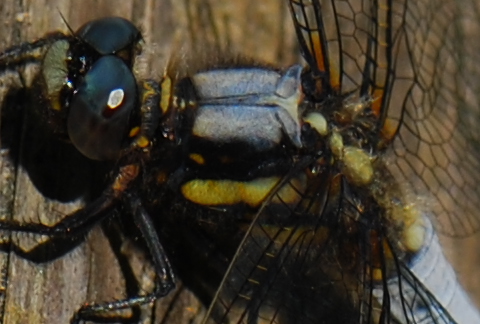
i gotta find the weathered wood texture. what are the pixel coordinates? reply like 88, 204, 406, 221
0, 1, 478, 324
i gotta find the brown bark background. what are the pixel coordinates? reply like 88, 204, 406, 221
0, 1, 478, 324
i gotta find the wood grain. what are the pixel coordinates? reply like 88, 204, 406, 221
0, 1, 478, 324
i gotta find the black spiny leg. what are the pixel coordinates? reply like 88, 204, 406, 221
73, 194, 176, 324
0, 164, 139, 241
0, 31, 69, 70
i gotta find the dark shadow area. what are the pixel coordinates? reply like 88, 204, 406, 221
0, 209, 147, 322
0, 74, 111, 202
0, 72, 113, 263
101, 214, 145, 322
0, 235, 86, 262
0, 197, 114, 262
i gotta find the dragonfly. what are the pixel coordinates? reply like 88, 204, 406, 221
0, 0, 479, 323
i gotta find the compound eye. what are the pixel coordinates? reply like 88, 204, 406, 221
76, 17, 140, 55
67, 55, 136, 160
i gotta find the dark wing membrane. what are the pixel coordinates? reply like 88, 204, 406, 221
288, 0, 398, 108
201, 164, 366, 324
288, 0, 409, 147
288, 0, 342, 90
200, 163, 457, 324
386, 0, 480, 236
379, 259, 456, 324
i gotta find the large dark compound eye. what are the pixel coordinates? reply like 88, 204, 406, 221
76, 16, 140, 55
67, 55, 136, 160
41, 17, 141, 161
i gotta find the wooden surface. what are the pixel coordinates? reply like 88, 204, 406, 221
0, 1, 478, 324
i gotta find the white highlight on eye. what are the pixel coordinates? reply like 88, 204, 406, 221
107, 88, 125, 109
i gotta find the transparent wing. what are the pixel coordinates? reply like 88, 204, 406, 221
200, 165, 462, 323
291, 0, 480, 236
388, 0, 480, 236
288, 0, 397, 110
201, 164, 371, 324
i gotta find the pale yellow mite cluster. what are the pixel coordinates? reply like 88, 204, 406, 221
304, 110, 374, 187
304, 106, 426, 256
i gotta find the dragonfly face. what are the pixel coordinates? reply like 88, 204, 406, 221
0, 0, 479, 323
